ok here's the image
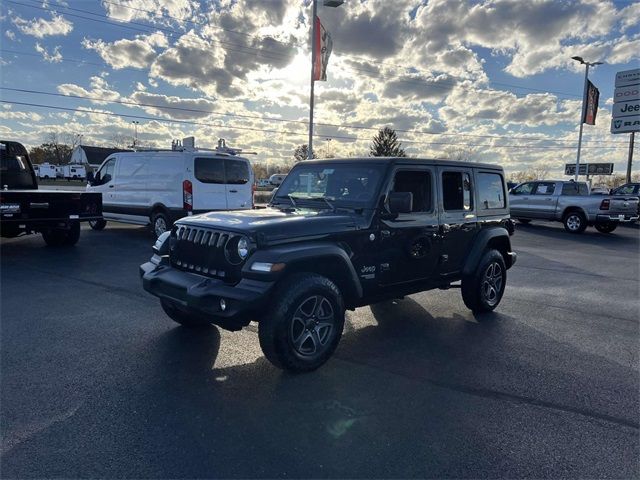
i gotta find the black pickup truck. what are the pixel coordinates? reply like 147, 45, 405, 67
0, 140, 102, 246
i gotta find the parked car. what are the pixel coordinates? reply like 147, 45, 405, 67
611, 183, 640, 196
37, 163, 57, 180
86, 144, 255, 237
0, 140, 102, 246
509, 180, 639, 233
269, 173, 287, 186
590, 186, 610, 195
141, 157, 517, 372
256, 179, 271, 188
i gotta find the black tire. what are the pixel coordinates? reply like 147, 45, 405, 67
89, 219, 107, 230
160, 299, 211, 328
258, 273, 345, 373
151, 210, 171, 238
42, 222, 80, 247
595, 222, 617, 234
517, 218, 531, 224
461, 249, 507, 313
563, 210, 587, 234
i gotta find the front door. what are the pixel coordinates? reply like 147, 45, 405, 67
508, 181, 535, 217
529, 181, 557, 219
437, 167, 478, 275
89, 157, 117, 217
378, 166, 440, 286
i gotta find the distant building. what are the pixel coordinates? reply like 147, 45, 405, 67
70, 145, 132, 169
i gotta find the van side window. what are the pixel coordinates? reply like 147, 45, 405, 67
195, 158, 224, 184
391, 170, 432, 212
225, 159, 249, 185
477, 172, 505, 209
442, 171, 473, 211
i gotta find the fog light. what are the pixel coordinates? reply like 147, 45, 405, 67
219, 298, 226, 312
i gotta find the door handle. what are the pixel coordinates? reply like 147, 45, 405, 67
108, 185, 114, 188
229, 189, 238, 193
545, 198, 552, 201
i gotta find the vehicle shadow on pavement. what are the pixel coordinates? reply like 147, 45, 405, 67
514, 222, 639, 248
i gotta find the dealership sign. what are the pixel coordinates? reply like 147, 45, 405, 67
565, 163, 614, 176
611, 68, 639, 134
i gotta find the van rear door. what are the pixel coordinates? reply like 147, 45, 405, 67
224, 158, 252, 210
192, 156, 228, 211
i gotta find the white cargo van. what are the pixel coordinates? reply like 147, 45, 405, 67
86, 141, 255, 237
63, 164, 86, 180
38, 163, 57, 179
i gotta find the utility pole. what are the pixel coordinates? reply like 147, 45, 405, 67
308, 0, 318, 160
132, 121, 140, 148
627, 132, 635, 183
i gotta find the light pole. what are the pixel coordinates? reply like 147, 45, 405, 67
308, 0, 344, 160
132, 120, 140, 148
571, 56, 603, 181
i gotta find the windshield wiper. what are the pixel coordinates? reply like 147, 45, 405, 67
287, 194, 299, 208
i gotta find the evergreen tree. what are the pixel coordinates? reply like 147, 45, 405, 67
293, 144, 317, 162
369, 127, 406, 157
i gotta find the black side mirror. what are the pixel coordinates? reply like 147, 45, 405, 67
388, 191, 413, 214
86, 171, 94, 184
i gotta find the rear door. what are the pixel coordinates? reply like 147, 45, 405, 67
437, 167, 478, 274
224, 158, 252, 210
192, 156, 227, 211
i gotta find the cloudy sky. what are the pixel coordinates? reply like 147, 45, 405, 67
0, 0, 639, 175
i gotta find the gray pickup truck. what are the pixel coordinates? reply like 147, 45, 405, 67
509, 180, 639, 233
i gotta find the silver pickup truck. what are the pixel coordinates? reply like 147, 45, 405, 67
509, 180, 639, 234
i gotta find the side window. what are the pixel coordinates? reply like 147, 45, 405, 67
512, 182, 534, 195
477, 172, 505, 209
224, 159, 250, 185
195, 157, 224, 184
534, 182, 556, 195
391, 170, 432, 212
561, 182, 588, 196
97, 158, 116, 185
442, 171, 473, 211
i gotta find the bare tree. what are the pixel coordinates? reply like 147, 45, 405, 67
443, 146, 474, 162
110, 133, 130, 149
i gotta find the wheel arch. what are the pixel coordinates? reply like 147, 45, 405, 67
561, 206, 587, 220
462, 227, 513, 276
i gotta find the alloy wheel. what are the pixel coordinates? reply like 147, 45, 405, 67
154, 217, 167, 237
566, 214, 581, 231
289, 295, 335, 357
481, 262, 503, 307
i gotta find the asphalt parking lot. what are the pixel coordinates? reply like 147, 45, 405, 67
1, 222, 639, 478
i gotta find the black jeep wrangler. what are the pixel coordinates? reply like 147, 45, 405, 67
141, 158, 516, 372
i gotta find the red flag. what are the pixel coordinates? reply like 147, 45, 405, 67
313, 16, 333, 81
583, 80, 599, 125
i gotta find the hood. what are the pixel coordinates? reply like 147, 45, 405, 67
177, 207, 362, 243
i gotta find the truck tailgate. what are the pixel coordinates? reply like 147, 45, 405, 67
0, 190, 102, 222
604, 196, 640, 215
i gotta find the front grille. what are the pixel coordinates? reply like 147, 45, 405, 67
170, 225, 237, 281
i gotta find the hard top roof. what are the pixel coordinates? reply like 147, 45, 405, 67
297, 156, 504, 171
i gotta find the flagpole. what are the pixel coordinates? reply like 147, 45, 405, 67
574, 63, 589, 182
308, 0, 318, 160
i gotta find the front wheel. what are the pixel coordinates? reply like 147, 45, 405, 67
89, 219, 107, 230
259, 273, 345, 373
563, 210, 587, 234
151, 210, 171, 238
461, 249, 507, 313
42, 222, 80, 247
595, 222, 617, 234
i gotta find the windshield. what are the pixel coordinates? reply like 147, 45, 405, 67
273, 163, 386, 208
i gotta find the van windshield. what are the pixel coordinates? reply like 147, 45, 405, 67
273, 163, 386, 208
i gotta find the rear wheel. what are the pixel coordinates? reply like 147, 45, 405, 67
151, 210, 171, 238
259, 273, 345, 373
462, 249, 506, 313
89, 219, 107, 230
595, 222, 617, 233
160, 299, 211, 328
42, 222, 80, 247
563, 210, 587, 234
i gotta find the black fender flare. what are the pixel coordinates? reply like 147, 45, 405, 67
242, 242, 363, 299
462, 227, 512, 276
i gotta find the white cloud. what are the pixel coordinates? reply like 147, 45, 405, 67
35, 43, 62, 63
57, 77, 121, 105
102, 0, 198, 24
12, 13, 73, 38
5, 30, 16, 41
82, 31, 168, 70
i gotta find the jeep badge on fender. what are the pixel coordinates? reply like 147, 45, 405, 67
140, 157, 517, 373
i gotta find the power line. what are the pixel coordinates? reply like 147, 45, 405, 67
0, 86, 625, 145
1, 100, 628, 151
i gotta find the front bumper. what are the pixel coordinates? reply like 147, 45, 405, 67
140, 258, 274, 330
596, 214, 639, 223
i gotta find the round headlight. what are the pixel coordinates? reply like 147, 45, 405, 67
237, 237, 249, 260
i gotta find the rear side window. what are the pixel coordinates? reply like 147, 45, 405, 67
442, 171, 473, 211
195, 157, 224, 184
477, 172, 505, 209
561, 183, 588, 196
224, 159, 249, 185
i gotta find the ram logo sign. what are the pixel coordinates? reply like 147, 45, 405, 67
611, 117, 640, 134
